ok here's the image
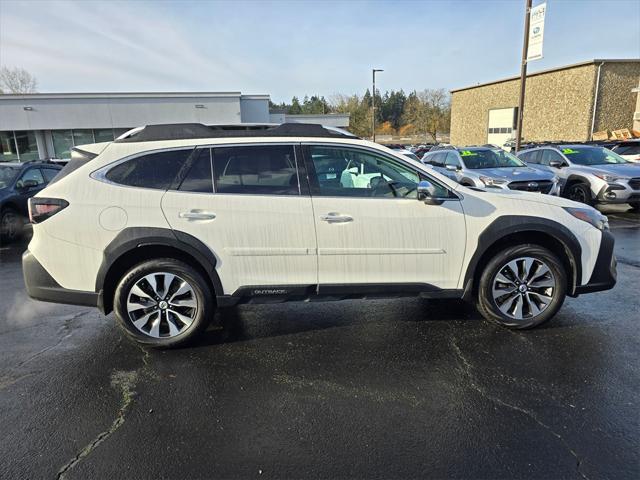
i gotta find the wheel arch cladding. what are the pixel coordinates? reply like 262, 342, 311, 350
96, 227, 223, 314
462, 216, 582, 300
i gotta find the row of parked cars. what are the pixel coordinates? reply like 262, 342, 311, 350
389, 141, 640, 211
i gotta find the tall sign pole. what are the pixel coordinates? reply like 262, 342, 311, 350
372, 69, 383, 142
515, 0, 532, 152
515, 1, 547, 151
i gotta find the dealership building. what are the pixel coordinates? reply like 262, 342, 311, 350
450, 59, 640, 147
0, 92, 349, 162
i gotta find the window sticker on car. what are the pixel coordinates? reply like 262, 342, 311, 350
562, 148, 579, 154
460, 150, 478, 156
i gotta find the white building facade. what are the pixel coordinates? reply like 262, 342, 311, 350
0, 92, 348, 161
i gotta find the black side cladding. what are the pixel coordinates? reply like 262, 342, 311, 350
48, 147, 98, 185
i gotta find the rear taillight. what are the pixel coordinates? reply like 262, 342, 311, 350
28, 198, 69, 224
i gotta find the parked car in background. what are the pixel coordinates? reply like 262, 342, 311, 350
23, 123, 615, 347
396, 149, 420, 161
421, 147, 559, 194
0, 161, 62, 242
609, 140, 640, 163
517, 144, 640, 210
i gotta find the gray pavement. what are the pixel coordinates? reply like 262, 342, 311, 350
0, 207, 638, 479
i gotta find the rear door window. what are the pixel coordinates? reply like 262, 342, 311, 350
106, 149, 193, 189
16, 168, 45, 188
212, 145, 299, 195
444, 152, 461, 168
540, 149, 564, 166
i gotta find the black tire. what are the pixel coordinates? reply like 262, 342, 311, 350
0, 208, 24, 243
629, 202, 640, 212
476, 244, 567, 329
114, 258, 214, 348
565, 182, 594, 206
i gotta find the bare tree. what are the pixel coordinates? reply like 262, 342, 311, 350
0, 66, 38, 94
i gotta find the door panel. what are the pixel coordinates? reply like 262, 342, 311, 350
161, 145, 317, 294
312, 197, 466, 288
304, 144, 466, 289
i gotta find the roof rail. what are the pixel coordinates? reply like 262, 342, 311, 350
114, 123, 359, 143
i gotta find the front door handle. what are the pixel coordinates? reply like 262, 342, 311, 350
179, 210, 216, 220
320, 212, 353, 223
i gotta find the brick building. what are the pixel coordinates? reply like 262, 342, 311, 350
450, 59, 640, 147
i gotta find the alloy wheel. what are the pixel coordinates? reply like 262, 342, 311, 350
126, 272, 198, 338
491, 257, 556, 320
568, 185, 587, 203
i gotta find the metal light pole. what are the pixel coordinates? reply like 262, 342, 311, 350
372, 69, 383, 142
515, 0, 532, 152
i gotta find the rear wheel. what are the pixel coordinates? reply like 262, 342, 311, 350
565, 182, 594, 206
477, 245, 567, 329
0, 208, 24, 243
114, 258, 214, 348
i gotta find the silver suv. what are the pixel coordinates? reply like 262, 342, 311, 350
421, 147, 559, 194
517, 144, 640, 210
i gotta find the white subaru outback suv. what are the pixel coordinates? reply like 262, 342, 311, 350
23, 123, 616, 347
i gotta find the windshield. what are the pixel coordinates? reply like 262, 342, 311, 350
561, 147, 630, 165
0, 165, 20, 188
459, 149, 526, 169
402, 152, 419, 161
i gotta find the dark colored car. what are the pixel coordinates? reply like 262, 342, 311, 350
0, 161, 62, 242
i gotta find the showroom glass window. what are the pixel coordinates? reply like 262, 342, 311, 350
0, 131, 19, 162
72, 129, 94, 147
212, 145, 299, 195
14, 131, 39, 161
94, 129, 115, 143
307, 145, 420, 198
52, 130, 74, 159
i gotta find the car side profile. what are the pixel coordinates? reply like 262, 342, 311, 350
23, 123, 616, 348
517, 144, 640, 210
421, 147, 560, 194
0, 161, 62, 242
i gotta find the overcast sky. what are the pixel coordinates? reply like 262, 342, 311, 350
1, 0, 639, 102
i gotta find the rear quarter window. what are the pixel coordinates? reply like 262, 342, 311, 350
106, 149, 193, 189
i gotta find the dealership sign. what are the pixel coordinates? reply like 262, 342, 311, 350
527, 2, 547, 62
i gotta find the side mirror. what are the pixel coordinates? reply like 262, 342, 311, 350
445, 164, 459, 171
417, 180, 444, 206
549, 160, 564, 169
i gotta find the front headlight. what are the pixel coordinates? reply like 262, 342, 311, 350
480, 176, 508, 187
594, 173, 629, 183
564, 207, 609, 230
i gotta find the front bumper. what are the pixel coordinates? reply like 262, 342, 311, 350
23, 250, 101, 308
596, 182, 640, 204
573, 230, 617, 295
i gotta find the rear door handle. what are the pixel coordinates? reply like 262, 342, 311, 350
179, 210, 216, 220
320, 213, 353, 223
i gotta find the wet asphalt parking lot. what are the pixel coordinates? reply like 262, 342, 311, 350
0, 206, 638, 480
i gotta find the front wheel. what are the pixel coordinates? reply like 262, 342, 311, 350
114, 258, 214, 348
565, 183, 594, 206
477, 245, 567, 329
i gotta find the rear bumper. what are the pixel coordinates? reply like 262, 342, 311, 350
573, 230, 617, 295
23, 250, 101, 308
